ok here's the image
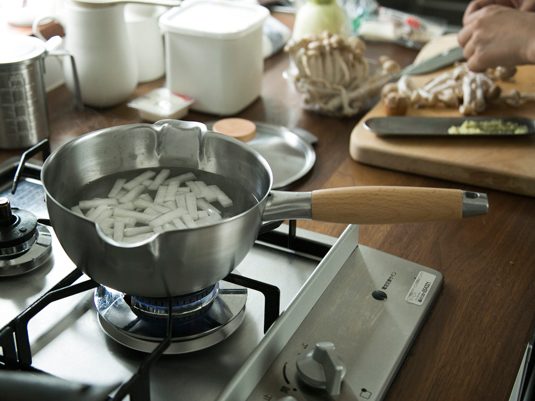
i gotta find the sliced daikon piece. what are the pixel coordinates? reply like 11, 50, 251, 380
71, 205, 84, 216
79, 198, 118, 210
119, 185, 146, 203
154, 185, 168, 204
123, 170, 156, 190
165, 172, 196, 185
181, 214, 198, 228
113, 221, 125, 242
173, 218, 187, 229
185, 193, 198, 220
148, 169, 171, 191
149, 208, 187, 227
209, 185, 233, 208
123, 232, 154, 243
124, 226, 153, 237
114, 208, 153, 224
108, 178, 127, 198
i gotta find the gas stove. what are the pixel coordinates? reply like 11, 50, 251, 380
0, 158, 442, 401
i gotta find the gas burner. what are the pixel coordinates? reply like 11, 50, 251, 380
0, 197, 52, 277
94, 282, 247, 354
128, 284, 219, 319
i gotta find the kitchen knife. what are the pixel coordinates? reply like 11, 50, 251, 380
364, 116, 535, 137
399, 46, 465, 76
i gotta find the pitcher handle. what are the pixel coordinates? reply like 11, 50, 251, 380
32, 16, 84, 111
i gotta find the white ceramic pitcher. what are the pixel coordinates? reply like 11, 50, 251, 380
34, 0, 138, 108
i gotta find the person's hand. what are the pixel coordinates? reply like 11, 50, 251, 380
458, 5, 535, 71
463, 0, 518, 24
463, 0, 535, 24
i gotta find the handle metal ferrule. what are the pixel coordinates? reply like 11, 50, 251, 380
262, 191, 312, 222
462, 191, 489, 217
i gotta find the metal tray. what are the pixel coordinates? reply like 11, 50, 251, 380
208, 122, 317, 189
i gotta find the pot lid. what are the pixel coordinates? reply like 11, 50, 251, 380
0, 34, 46, 65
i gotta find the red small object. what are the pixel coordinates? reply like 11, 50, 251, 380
405, 16, 421, 30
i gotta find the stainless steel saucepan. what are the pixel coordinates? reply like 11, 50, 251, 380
42, 120, 488, 297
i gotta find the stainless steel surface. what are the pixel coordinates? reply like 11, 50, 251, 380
95, 282, 248, 354
28, 227, 332, 401
400, 46, 464, 76
0, 225, 52, 277
264, 191, 312, 221
0, 43, 49, 149
42, 119, 481, 297
220, 244, 443, 401
462, 192, 489, 217
42, 119, 273, 297
207, 121, 317, 189
364, 116, 535, 136
244, 122, 316, 189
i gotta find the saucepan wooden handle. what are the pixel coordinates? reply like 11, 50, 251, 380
311, 186, 488, 224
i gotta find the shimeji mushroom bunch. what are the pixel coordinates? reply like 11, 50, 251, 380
285, 32, 400, 116
381, 63, 535, 116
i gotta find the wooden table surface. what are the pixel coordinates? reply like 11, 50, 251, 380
4, 13, 534, 401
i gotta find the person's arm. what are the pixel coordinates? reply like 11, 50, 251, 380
458, 5, 535, 71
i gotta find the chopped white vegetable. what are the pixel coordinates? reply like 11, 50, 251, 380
165, 172, 196, 185
173, 218, 187, 229
148, 169, 171, 191
185, 181, 202, 198
71, 205, 84, 216
123, 232, 154, 243
114, 216, 137, 227
175, 194, 186, 210
108, 178, 127, 198
113, 221, 125, 242
209, 185, 233, 208
195, 181, 218, 202
119, 185, 146, 204
185, 193, 198, 220
124, 226, 153, 236
123, 170, 156, 191
86, 204, 109, 220
133, 199, 170, 214
165, 181, 178, 201
181, 214, 197, 228
139, 193, 153, 202
76, 168, 237, 242
79, 198, 118, 210
114, 208, 153, 224
149, 208, 187, 227
154, 185, 167, 204
197, 198, 220, 215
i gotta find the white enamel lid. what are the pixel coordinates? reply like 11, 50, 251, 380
0, 34, 46, 65
159, 0, 269, 39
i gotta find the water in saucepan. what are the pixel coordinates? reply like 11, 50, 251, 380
71, 167, 260, 241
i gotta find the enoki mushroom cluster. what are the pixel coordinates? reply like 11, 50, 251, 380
285, 32, 399, 116
382, 63, 535, 116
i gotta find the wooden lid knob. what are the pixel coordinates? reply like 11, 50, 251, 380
212, 118, 256, 142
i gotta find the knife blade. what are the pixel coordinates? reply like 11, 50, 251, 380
364, 116, 535, 137
400, 46, 465, 76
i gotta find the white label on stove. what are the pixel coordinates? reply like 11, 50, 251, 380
405, 271, 436, 305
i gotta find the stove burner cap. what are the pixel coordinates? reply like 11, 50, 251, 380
128, 284, 219, 319
0, 197, 39, 257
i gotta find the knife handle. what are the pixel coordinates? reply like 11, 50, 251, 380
311, 186, 488, 224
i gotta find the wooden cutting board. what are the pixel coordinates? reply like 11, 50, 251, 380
350, 35, 535, 197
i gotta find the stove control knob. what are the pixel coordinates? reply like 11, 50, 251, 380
296, 341, 346, 397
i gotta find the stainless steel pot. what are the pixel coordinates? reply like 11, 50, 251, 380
0, 35, 81, 149
41, 120, 488, 297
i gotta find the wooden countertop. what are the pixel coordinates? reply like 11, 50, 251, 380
5, 13, 534, 401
